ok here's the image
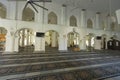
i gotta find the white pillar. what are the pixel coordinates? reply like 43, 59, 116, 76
7, 2, 16, 19
94, 39, 102, 50
106, 16, 111, 30
5, 33, 14, 52
58, 35, 67, 51
35, 6, 43, 23
61, 4, 67, 25
80, 37, 86, 50
34, 37, 45, 52
51, 32, 57, 47
95, 12, 100, 29
80, 9, 86, 28
14, 36, 19, 52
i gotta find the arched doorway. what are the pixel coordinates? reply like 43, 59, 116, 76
67, 32, 80, 51
0, 27, 7, 51
45, 30, 59, 51
85, 33, 95, 51
18, 28, 35, 52
101, 34, 107, 49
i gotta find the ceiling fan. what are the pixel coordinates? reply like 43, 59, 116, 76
8, 0, 52, 13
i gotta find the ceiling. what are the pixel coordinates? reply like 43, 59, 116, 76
53, 0, 120, 13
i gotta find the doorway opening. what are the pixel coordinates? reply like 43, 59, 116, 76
67, 32, 80, 51
85, 33, 95, 51
45, 30, 59, 52
18, 28, 35, 52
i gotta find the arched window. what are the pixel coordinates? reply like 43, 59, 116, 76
87, 19, 93, 28
22, 7, 35, 21
48, 12, 57, 24
70, 15, 77, 26
0, 3, 6, 18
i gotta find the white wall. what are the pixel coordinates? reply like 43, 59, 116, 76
0, 0, 120, 52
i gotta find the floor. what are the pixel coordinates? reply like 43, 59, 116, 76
0, 50, 120, 80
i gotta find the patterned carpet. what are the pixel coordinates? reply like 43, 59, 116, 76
0, 50, 120, 80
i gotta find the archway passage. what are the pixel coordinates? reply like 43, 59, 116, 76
67, 32, 80, 51
18, 28, 35, 52
85, 33, 95, 51
45, 30, 59, 52
0, 27, 7, 51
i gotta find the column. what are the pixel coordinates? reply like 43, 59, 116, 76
34, 37, 45, 52
7, 1, 16, 20
95, 12, 100, 29
80, 9, 86, 28
94, 39, 102, 50
35, 5, 43, 23
106, 16, 111, 30
14, 36, 19, 52
51, 32, 57, 47
58, 35, 67, 51
61, 4, 67, 25
27, 30, 29, 45
5, 32, 14, 52
80, 37, 86, 50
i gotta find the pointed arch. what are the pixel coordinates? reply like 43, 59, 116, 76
22, 7, 35, 21
0, 2, 6, 18
70, 15, 77, 26
48, 12, 57, 24
87, 19, 93, 28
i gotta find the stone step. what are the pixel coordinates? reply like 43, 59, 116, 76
0, 55, 119, 65
3, 61, 120, 80
0, 56, 120, 77
0, 53, 103, 60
